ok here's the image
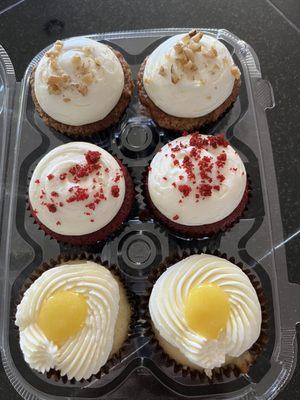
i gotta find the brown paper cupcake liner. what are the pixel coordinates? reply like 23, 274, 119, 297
141, 249, 269, 384
26, 159, 136, 246
15, 253, 138, 384
140, 165, 251, 238
30, 47, 134, 138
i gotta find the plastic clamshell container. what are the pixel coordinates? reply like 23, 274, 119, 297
0, 28, 299, 400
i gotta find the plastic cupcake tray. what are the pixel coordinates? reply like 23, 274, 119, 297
0, 28, 299, 400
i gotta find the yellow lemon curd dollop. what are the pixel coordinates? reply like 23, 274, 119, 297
184, 283, 230, 340
37, 291, 88, 347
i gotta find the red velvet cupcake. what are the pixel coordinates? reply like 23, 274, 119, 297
29, 142, 134, 245
144, 132, 248, 237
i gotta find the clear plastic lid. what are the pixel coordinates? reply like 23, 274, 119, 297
0, 29, 299, 400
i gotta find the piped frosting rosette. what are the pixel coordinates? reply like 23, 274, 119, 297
15, 259, 132, 381
149, 254, 263, 377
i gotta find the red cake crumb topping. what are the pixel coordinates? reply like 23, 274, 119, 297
216, 153, 227, 168
60, 173, 67, 180
111, 185, 120, 198
47, 174, 54, 180
51, 191, 59, 197
46, 203, 57, 213
151, 133, 233, 206
66, 187, 89, 203
35, 179, 40, 184
173, 214, 179, 221
217, 174, 225, 182
85, 150, 101, 164
178, 184, 192, 197
157, 133, 234, 201
56, 221, 61, 225
198, 184, 212, 197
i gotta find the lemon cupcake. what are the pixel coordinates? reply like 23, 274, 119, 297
15, 259, 131, 381
149, 254, 262, 378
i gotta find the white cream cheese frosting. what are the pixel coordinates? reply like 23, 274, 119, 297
148, 133, 246, 225
143, 32, 240, 118
34, 37, 124, 125
149, 254, 262, 374
29, 142, 125, 235
15, 261, 120, 381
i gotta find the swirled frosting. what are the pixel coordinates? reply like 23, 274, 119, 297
29, 142, 125, 235
15, 261, 120, 381
148, 133, 246, 225
149, 254, 262, 374
34, 37, 124, 125
143, 32, 240, 118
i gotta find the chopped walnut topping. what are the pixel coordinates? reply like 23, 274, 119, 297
50, 58, 58, 71
63, 97, 71, 103
94, 57, 101, 67
174, 43, 184, 54
223, 57, 229, 65
76, 84, 88, 96
188, 29, 197, 38
203, 46, 218, 58
54, 40, 63, 50
189, 41, 202, 52
193, 31, 204, 43
231, 65, 241, 79
82, 72, 94, 85
171, 64, 180, 84
47, 74, 70, 94
83, 46, 93, 56
169, 30, 206, 80
46, 40, 64, 60
184, 47, 195, 62
159, 65, 166, 77
72, 55, 81, 66
183, 60, 197, 72
144, 78, 152, 84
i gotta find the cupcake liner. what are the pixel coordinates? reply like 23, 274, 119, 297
15, 252, 138, 384
142, 249, 269, 384
30, 48, 134, 138
141, 166, 251, 239
27, 160, 136, 246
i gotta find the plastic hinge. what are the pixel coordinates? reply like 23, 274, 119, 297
255, 79, 275, 110
1, 348, 39, 400
0, 45, 15, 76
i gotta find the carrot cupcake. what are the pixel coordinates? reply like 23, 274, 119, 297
138, 30, 241, 131
15, 259, 131, 381
149, 254, 262, 377
144, 132, 248, 237
29, 142, 134, 245
31, 37, 134, 136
